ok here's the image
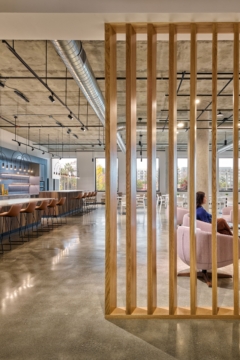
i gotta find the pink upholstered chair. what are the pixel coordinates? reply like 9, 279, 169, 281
178, 213, 239, 286
177, 207, 190, 226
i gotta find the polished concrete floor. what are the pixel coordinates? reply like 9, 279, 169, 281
0, 206, 239, 360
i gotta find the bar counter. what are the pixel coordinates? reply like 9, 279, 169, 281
0, 197, 54, 237
39, 190, 84, 216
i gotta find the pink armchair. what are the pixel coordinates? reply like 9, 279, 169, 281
178, 214, 239, 286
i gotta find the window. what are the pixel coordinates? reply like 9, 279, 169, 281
136, 158, 159, 191
95, 158, 106, 191
218, 158, 240, 191
177, 158, 188, 191
52, 158, 78, 190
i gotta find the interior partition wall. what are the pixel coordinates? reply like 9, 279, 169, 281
105, 22, 240, 319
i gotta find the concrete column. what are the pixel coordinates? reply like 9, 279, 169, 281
196, 112, 209, 210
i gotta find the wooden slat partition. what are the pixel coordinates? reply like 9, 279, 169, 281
147, 23, 157, 314
233, 23, 239, 315
126, 24, 137, 315
211, 24, 218, 314
105, 24, 117, 315
168, 24, 177, 315
189, 24, 197, 315
105, 22, 240, 320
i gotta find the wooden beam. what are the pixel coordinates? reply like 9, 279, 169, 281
105, 23, 117, 315
211, 23, 218, 315
168, 24, 177, 315
110, 22, 239, 35
233, 23, 239, 316
147, 23, 157, 315
126, 24, 137, 315
189, 23, 197, 315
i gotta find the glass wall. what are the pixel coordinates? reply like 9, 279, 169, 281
58, 158, 77, 190
177, 158, 188, 191
136, 158, 159, 191
218, 158, 240, 191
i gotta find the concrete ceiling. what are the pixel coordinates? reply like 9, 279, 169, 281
0, 37, 238, 154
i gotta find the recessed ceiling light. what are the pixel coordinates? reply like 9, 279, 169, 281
177, 122, 184, 128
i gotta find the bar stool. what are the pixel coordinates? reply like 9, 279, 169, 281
47, 199, 58, 228
20, 201, 37, 241
0, 203, 23, 252
35, 200, 49, 234
71, 193, 83, 215
82, 192, 88, 213
56, 197, 67, 224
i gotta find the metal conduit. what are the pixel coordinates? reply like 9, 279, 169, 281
51, 40, 126, 152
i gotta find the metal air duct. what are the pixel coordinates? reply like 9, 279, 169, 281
51, 40, 126, 152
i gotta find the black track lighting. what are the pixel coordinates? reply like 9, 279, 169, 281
14, 89, 29, 103
56, 121, 64, 127
98, 139, 102, 146
42, 151, 45, 155
0, 81, 5, 88
31, 147, 34, 151
68, 112, 73, 120
17, 142, 21, 146
49, 93, 55, 103
73, 134, 78, 139
67, 128, 71, 134
81, 126, 86, 131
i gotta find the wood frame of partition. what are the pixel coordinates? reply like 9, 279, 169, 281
105, 22, 240, 319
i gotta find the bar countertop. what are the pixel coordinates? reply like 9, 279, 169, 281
0, 197, 53, 207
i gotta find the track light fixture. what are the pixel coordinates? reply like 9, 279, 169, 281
0, 81, 5, 88
31, 147, 34, 151
73, 134, 78, 139
98, 139, 102, 146
14, 89, 29, 103
217, 111, 223, 118
17, 142, 21, 146
67, 128, 71, 134
81, 126, 86, 131
49, 93, 55, 103
68, 112, 73, 120
42, 151, 45, 155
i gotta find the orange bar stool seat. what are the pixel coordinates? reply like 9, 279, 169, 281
56, 197, 67, 224
20, 201, 37, 241
35, 200, 49, 234
47, 199, 58, 228
0, 203, 23, 252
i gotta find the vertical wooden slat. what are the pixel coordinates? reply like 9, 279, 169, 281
126, 24, 137, 314
105, 23, 117, 315
147, 23, 157, 314
168, 24, 177, 315
189, 23, 197, 315
211, 23, 218, 314
233, 23, 239, 315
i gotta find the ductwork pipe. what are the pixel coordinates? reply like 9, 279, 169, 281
51, 40, 126, 153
